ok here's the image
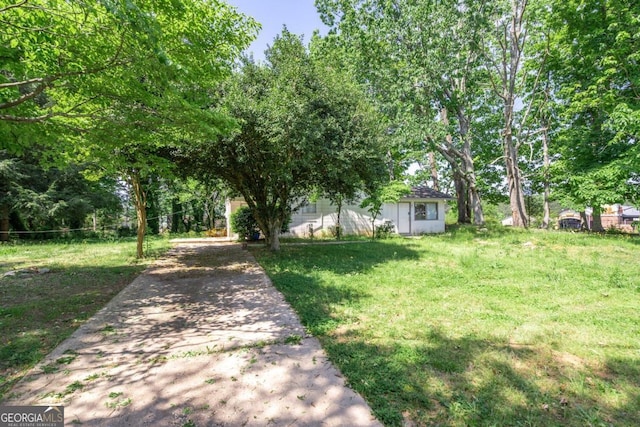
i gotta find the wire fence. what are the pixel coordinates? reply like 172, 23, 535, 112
0, 209, 216, 236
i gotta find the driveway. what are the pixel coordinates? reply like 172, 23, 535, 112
4, 242, 381, 426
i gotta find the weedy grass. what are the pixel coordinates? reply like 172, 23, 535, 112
254, 226, 640, 426
0, 237, 171, 401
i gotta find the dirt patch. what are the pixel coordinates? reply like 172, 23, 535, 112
4, 242, 380, 426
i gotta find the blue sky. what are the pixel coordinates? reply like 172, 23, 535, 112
226, 0, 329, 61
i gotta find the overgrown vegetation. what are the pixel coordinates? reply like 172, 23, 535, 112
0, 237, 171, 400
230, 206, 260, 241
254, 228, 640, 426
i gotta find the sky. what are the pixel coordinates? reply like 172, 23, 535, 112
225, 0, 329, 61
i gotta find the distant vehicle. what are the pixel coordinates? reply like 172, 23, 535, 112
558, 209, 582, 229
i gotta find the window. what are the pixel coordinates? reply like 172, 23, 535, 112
298, 202, 317, 214
415, 202, 438, 220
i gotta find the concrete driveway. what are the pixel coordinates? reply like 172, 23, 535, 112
4, 242, 381, 426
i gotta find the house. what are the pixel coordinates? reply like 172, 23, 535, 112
225, 186, 452, 238
599, 204, 640, 233
556, 205, 640, 233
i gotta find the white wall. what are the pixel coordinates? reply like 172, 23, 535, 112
226, 197, 448, 238
406, 201, 447, 234
286, 198, 374, 237
285, 198, 447, 236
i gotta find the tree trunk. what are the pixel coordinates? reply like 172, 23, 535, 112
268, 220, 281, 251
335, 197, 343, 240
453, 172, 470, 223
463, 154, 484, 226
500, 0, 528, 228
591, 206, 604, 231
504, 129, 528, 227
542, 125, 551, 229
129, 171, 147, 259
428, 152, 440, 191
171, 199, 181, 233
436, 107, 484, 225
456, 108, 484, 226
0, 203, 9, 242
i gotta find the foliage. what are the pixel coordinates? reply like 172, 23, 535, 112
0, 0, 257, 125
1, 0, 258, 257
0, 151, 122, 239
542, 0, 639, 207
316, 0, 491, 225
360, 181, 410, 238
230, 206, 259, 241
179, 29, 387, 251
317, 0, 639, 225
255, 229, 640, 426
374, 221, 395, 239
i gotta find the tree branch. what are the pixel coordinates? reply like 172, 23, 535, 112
0, 78, 51, 110
0, 0, 27, 14
0, 33, 129, 113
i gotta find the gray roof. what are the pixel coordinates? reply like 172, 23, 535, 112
622, 206, 640, 218
402, 185, 453, 200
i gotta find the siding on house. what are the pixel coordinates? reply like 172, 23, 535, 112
226, 187, 451, 238
598, 204, 640, 233
288, 198, 375, 237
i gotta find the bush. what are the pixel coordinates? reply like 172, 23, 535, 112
230, 206, 260, 241
375, 221, 395, 239
328, 224, 342, 239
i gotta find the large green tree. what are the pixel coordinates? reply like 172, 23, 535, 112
544, 0, 639, 215
316, 0, 490, 225
1, 0, 158, 130
2, 0, 258, 256
180, 30, 387, 251
0, 150, 121, 240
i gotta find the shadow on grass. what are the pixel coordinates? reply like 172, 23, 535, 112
254, 240, 422, 276
256, 242, 640, 426
0, 264, 147, 400
310, 328, 640, 426
254, 241, 421, 336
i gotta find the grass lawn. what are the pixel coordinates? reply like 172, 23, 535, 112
0, 237, 171, 400
253, 227, 640, 426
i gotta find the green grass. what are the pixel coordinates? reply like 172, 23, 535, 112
253, 226, 640, 426
0, 236, 172, 401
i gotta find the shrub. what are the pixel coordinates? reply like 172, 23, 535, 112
230, 206, 259, 241
328, 224, 342, 239
375, 220, 395, 239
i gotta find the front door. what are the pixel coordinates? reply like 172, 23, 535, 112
398, 202, 411, 234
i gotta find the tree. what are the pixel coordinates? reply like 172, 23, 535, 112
543, 0, 639, 214
316, 0, 488, 225
0, 152, 20, 240
479, 0, 533, 227
314, 40, 390, 239
1, 0, 158, 128
360, 181, 411, 239
166, 177, 229, 232
0, 150, 122, 239
179, 30, 387, 251
71, 1, 256, 257
230, 206, 260, 241
2, 0, 257, 256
